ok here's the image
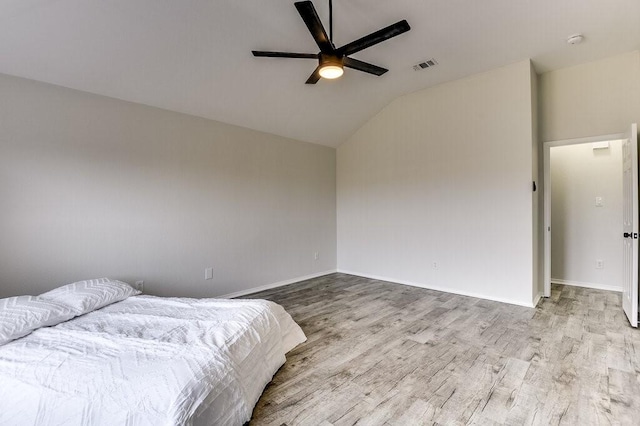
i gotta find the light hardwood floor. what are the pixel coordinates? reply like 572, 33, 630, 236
243, 273, 640, 425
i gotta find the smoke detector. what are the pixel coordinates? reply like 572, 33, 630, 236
567, 34, 584, 45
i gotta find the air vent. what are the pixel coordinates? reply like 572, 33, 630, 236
413, 58, 438, 71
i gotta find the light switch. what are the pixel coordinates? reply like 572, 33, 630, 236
595, 197, 603, 207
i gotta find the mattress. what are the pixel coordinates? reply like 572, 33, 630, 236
0, 295, 306, 425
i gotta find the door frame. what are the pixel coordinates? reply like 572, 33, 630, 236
543, 132, 625, 298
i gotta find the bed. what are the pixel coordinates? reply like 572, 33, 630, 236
0, 279, 306, 425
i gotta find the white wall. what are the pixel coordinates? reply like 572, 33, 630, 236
531, 63, 543, 302
550, 141, 623, 291
5, 50, 639, 304
337, 60, 536, 307
538, 51, 640, 295
0, 73, 336, 298
539, 51, 640, 143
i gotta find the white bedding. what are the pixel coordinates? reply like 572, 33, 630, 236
0, 295, 306, 426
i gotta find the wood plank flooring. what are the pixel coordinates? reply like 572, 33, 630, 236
242, 273, 640, 425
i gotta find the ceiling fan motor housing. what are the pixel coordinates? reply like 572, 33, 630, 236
320, 53, 343, 67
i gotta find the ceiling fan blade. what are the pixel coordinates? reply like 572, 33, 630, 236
343, 57, 388, 76
295, 1, 335, 53
305, 66, 322, 84
252, 51, 318, 59
337, 20, 410, 57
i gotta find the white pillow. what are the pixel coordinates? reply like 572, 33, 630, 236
39, 278, 140, 315
0, 296, 76, 345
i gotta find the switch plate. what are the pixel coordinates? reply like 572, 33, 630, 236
596, 260, 604, 269
205, 267, 213, 280
595, 197, 603, 207
314, 252, 319, 260
135, 281, 144, 292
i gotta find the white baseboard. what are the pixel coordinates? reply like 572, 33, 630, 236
533, 292, 543, 307
550, 278, 622, 293
219, 269, 337, 299
337, 269, 537, 308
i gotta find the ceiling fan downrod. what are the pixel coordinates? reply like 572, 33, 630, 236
329, 0, 333, 42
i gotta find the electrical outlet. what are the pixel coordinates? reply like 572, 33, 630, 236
205, 267, 213, 280
432, 262, 438, 270
596, 260, 604, 269
314, 252, 319, 260
135, 281, 144, 292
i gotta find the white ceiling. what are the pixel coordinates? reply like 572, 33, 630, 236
1, 0, 639, 147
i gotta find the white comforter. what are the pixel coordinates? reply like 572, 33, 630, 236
0, 296, 306, 426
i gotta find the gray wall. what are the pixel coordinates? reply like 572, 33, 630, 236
0, 73, 336, 298
337, 60, 537, 307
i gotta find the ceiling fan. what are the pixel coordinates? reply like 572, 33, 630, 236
252, 0, 410, 84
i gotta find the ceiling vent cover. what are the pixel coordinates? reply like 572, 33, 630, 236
413, 58, 438, 71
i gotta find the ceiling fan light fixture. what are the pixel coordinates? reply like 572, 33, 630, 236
319, 64, 344, 79
319, 55, 344, 79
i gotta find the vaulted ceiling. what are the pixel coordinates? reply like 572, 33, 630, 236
1, 0, 639, 147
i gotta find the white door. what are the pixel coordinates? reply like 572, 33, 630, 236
622, 123, 638, 328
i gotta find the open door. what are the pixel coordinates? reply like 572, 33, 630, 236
622, 123, 638, 328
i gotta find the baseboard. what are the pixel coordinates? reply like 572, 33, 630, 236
550, 278, 622, 293
219, 269, 337, 299
533, 292, 543, 307
337, 269, 537, 308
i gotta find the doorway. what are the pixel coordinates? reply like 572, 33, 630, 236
549, 139, 623, 290
542, 125, 638, 327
